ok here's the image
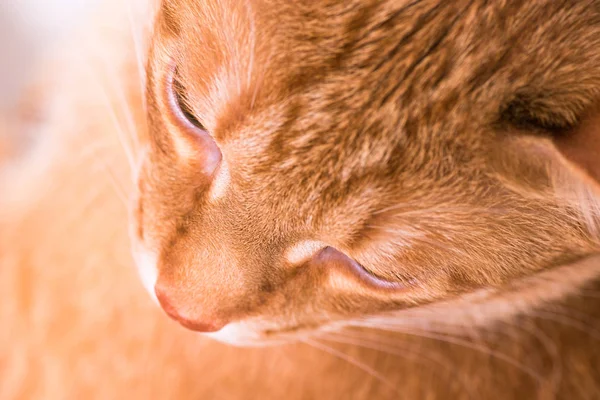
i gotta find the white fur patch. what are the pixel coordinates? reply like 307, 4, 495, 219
208, 159, 230, 202
134, 247, 159, 304
284, 240, 327, 265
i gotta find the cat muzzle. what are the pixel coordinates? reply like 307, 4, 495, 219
154, 284, 227, 332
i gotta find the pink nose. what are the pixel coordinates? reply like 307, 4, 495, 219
154, 284, 226, 333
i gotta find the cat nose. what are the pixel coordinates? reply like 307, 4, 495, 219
154, 284, 227, 332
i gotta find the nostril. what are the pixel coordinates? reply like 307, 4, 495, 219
154, 284, 226, 333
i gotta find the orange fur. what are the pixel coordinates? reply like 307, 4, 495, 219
2, 0, 600, 398
137, 0, 600, 341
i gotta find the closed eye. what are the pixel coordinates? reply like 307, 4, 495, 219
316, 247, 407, 291
167, 65, 207, 132
163, 62, 222, 176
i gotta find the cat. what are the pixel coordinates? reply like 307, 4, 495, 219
2, 0, 600, 398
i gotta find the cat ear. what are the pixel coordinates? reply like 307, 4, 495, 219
550, 109, 600, 193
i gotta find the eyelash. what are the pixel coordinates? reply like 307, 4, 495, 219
171, 71, 206, 131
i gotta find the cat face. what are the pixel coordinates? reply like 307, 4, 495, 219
131, 0, 600, 345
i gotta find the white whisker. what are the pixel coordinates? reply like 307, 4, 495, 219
320, 330, 479, 399
300, 337, 400, 394
126, 0, 148, 114
351, 321, 545, 384
106, 63, 142, 153
64, 139, 115, 166
92, 157, 129, 208
531, 310, 600, 341
96, 56, 143, 162
498, 320, 561, 396
85, 63, 137, 180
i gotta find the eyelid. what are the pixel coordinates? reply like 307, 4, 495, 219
314, 247, 407, 291
161, 61, 222, 176
171, 70, 206, 130
166, 64, 204, 131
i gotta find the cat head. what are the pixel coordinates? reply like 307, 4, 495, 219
130, 0, 600, 345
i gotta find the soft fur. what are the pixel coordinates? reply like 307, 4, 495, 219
1, 0, 600, 398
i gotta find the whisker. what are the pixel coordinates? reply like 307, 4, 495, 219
497, 319, 561, 397
531, 310, 600, 341
64, 139, 122, 166
66, 180, 127, 230
91, 157, 129, 208
300, 337, 400, 395
126, 0, 149, 114
352, 321, 545, 384
96, 57, 143, 161
93, 81, 137, 176
83, 61, 137, 179
23, 138, 131, 214
320, 330, 479, 399
540, 303, 600, 327
106, 62, 142, 153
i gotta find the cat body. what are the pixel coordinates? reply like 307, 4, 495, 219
1, 0, 600, 398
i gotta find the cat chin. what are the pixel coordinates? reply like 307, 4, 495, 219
202, 320, 342, 347
203, 323, 295, 347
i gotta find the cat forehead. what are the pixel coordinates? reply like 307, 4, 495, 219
152, 0, 600, 186
166, 0, 596, 105
148, 3, 488, 209
166, 0, 504, 145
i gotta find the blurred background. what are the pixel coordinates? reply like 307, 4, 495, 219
0, 0, 100, 110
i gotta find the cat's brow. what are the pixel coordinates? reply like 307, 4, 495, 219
285, 240, 327, 264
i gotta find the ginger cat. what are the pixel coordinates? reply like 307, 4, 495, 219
1, 0, 600, 398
